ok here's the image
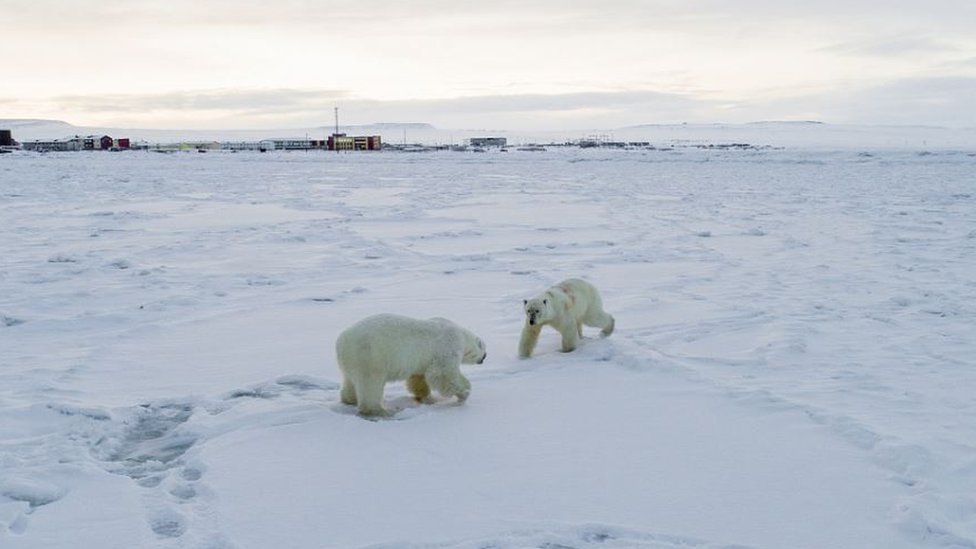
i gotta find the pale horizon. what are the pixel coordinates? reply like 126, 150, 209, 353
3, 1, 975, 131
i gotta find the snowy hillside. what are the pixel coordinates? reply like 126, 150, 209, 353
1, 144, 974, 548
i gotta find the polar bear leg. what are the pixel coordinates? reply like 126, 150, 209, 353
518, 323, 542, 358
453, 374, 472, 402
355, 377, 389, 417
560, 324, 580, 352
583, 308, 615, 337
427, 367, 471, 402
340, 377, 358, 406
407, 374, 432, 403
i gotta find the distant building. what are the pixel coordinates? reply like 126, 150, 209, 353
189, 141, 221, 152
469, 137, 507, 148
327, 133, 381, 151
0, 129, 19, 152
269, 138, 327, 151
20, 134, 132, 152
222, 140, 277, 152
71, 135, 115, 150
21, 137, 83, 152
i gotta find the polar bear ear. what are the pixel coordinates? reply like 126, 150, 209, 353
523, 299, 528, 305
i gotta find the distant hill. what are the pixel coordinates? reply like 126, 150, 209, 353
3, 119, 974, 149
0, 120, 444, 143
345, 123, 436, 131
0, 119, 74, 129
747, 120, 825, 125
619, 121, 825, 131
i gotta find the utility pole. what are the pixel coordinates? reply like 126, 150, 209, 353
334, 107, 340, 154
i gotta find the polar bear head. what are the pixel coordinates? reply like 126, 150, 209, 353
430, 317, 487, 364
462, 332, 488, 365
523, 297, 553, 327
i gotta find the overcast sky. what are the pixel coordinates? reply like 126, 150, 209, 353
3, 0, 975, 130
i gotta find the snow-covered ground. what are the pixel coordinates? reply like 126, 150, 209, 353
1, 142, 974, 549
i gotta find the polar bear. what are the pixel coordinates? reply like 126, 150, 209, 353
336, 313, 487, 417
518, 278, 614, 358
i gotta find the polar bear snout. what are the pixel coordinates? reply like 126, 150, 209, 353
469, 342, 487, 364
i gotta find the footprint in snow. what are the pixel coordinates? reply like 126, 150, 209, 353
0, 478, 68, 536
89, 401, 220, 541
149, 508, 186, 538
223, 375, 338, 401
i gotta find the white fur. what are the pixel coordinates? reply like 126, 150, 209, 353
518, 278, 614, 358
336, 313, 487, 417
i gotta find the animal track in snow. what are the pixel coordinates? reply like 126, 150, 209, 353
8, 376, 337, 542
223, 375, 338, 402
373, 523, 757, 548
93, 402, 196, 476
1, 314, 25, 327
89, 401, 201, 539
149, 508, 186, 538
0, 479, 67, 510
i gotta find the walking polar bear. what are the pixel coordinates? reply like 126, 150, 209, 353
519, 278, 614, 358
336, 313, 487, 417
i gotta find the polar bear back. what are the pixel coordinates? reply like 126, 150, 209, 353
336, 313, 466, 381
534, 278, 604, 326
552, 278, 601, 319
